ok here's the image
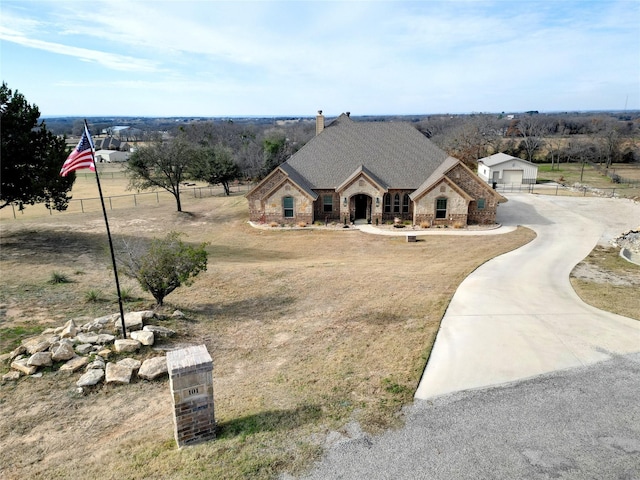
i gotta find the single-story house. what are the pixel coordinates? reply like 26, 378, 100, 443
247, 111, 504, 226
477, 152, 538, 185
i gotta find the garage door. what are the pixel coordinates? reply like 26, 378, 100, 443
503, 170, 523, 185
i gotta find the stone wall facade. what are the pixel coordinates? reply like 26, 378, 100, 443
413, 180, 469, 226
448, 164, 498, 224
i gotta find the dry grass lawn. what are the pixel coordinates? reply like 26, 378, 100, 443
0, 184, 538, 479
571, 245, 640, 321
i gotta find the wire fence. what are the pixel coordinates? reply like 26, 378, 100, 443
496, 182, 638, 198
2, 183, 253, 220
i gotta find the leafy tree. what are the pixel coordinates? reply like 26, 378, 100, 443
119, 232, 208, 307
0, 82, 75, 211
126, 134, 196, 212
191, 144, 241, 195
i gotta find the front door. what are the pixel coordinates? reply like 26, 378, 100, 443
354, 194, 369, 220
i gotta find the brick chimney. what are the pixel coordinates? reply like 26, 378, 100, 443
316, 110, 325, 136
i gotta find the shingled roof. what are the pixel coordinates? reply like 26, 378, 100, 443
283, 114, 449, 190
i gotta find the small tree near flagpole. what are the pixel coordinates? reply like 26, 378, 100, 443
61, 120, 128, 339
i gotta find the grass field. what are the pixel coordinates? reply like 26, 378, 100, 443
535, 162, 640, 199
0, 175, 537, 478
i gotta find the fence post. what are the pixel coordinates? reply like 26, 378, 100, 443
81, 199, 84, 213
134, 194, 137, 207
109, 197, 113, 210
156, 192, 159, 203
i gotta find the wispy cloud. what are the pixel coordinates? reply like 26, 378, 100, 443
0, 26, 161, 72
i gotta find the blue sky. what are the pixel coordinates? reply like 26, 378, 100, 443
1, 0, 638, 117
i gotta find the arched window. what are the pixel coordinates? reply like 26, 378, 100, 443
393, 193, 400, 213
435, 197, 447, 219
402, 194, 410, 213
384, 194, 391, 213
283, 196, 294, 218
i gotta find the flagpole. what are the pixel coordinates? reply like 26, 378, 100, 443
85, 120, 128, 339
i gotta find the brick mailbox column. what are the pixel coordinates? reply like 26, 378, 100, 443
167, 345, 215, 448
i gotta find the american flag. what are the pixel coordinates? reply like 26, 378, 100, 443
60, 124, 96, 177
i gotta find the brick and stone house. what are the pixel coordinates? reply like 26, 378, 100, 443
247, 111, 503, 226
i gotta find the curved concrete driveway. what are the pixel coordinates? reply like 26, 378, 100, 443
416, 193, 640, 399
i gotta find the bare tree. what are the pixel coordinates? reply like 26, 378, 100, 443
126, 134, 196, 212
512, 115, 546, 162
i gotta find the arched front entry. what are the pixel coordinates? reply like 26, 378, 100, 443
353, 194, 371, 221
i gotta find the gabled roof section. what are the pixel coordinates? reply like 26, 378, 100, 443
335, 164, 389, 192
478, 152, 536, 167
283, 114, 449, 189
409, 157, 459, 201
245, 164, 318, 200
279, 163, 318, 200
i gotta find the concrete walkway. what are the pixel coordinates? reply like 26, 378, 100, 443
415, 193, 640, 399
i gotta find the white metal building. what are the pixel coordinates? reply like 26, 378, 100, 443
477, 152, 538, 185
95, 149, 129, 163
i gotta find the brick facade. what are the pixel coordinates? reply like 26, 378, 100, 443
167, 345, 215, 448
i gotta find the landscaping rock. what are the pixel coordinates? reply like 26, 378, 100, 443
131, 330, 154, 346
117, 358, 141, 372
86, 357, 106, 370
11, 358, 37, 375
76, 333, 100, 344
172, 310, 185, 318
138, 356, 167, 380
96, 333, 116, 344
59, 356, 89, 373
75, 344, 94, 355
23, 336, 50, 355
60, 319, 78, 339
9, 345, 26, 360
27, 351, 52, 367
143, 325, 176, 338
114, 339, 141, 353
0, 352, 12, 364
76, 368, 104, 387
115, 311, 155, 332
97, 348, 112, 358
2, 370, 22, 382
105, 362, 133, 384
51, 343, 76, 362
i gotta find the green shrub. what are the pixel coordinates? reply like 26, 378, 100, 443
84, 289, 103, 303
49, 271, 71, 284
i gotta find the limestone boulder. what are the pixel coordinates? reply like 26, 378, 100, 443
114, 339, 141, 353
131, 330, 154, 346
105, 362, 133, 384
86, 357, 106, 370
76, 368, 104, 387
60, 319, 78, 338
23, 336, 51, 355
75, 344, 94, 355
96, 334, 116, 344
59, 356, 89, 373
27, 352, 52, 367
76, 333, 100, 344
117, 357, 142, 372
97, 348, 112, 358
51, 343, 76, 362
138, 356, 167, 380
11, 358, 37, 375
114, 310, 155, 332
9, 345, 26, 360
2, 370, 22, 382
143, 325, 176, 338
